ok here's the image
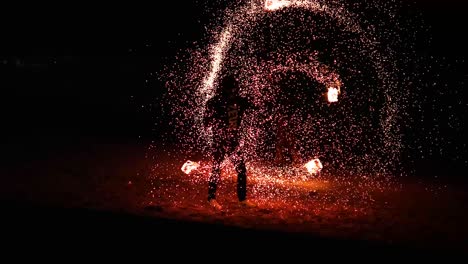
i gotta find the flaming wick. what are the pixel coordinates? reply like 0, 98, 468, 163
304, 158, 323, 175
181, 160, 201, 175
327, 87, 340, 103
264, 0, 292, 11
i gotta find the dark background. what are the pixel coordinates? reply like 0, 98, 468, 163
0, 0, 466, 178
0, 1, 466, 257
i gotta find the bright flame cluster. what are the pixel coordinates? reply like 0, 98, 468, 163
327, 87, 340, 103
181, 160, 200, 175
304, 158, 323, 175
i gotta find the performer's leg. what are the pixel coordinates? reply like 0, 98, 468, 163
231, 149, 247, 202
208, 143, 225, 201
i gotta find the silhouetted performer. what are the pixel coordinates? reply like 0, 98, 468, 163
203, 74, 256, 210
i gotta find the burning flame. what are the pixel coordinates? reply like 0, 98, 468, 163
304, 158, 323, 175
327, 87, 340, 103
264, 0, 292, 11
181, 160, 200, 175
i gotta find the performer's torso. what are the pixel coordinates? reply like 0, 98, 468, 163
210, 96, 246, 131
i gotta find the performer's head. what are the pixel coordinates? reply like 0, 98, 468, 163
218, 73, 239, 96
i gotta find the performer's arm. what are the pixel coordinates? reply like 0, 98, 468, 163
203, 100, 214, 127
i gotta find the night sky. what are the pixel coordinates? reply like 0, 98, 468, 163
0, 0, 466, 177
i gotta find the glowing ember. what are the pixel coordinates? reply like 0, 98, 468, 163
181, 160, 200, 175
264, 0, 292, 11
304, 159, 323, 175
327, 87, 340, 103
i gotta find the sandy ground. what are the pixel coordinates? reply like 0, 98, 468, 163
1, 141, 467, 255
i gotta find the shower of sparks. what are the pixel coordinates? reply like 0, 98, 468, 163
156, 0, 428, 208
202, 26, 233, 99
